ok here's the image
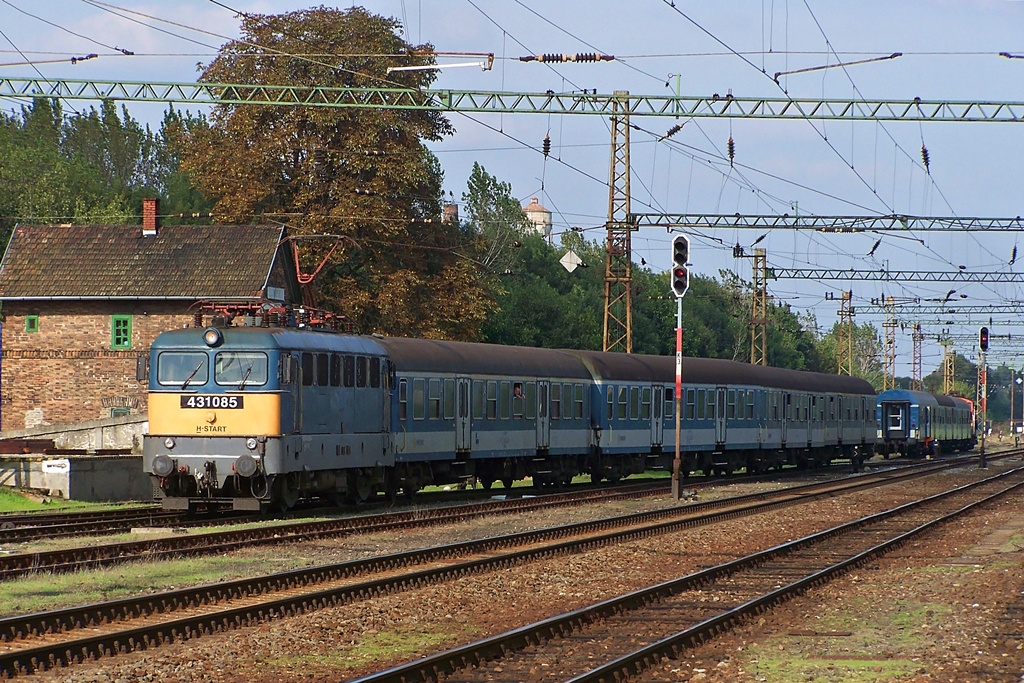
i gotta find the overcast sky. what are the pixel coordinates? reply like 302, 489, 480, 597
3, 1, 1024, 374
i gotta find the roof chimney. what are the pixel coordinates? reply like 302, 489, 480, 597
142, 197, 159, 237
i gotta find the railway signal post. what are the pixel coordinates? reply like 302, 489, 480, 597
979, 326, 989, 469
670, 235, 690, 500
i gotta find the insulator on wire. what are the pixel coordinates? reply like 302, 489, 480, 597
519, 53, 614, 63
354, 188, 376, 195
727, 136, 735, 166
542, 134, 551, 157
661, 123, 684, 140
921, 144, 931, 174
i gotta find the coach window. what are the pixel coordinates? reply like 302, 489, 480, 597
685, 388, 695, 420
706, 389, 716, 419
617, 386, 628, 420
641, 386, 651, 420
509, 380, 524, 419
575, 384, 585, 419
550, 383, 561, 420
607, 386, 615, 420
526, 382, 537, 419
629, 387, 640, 420
472, 380, 484, 418
727, 390, 737, 419
301, 353, 314, 386
330, 354, 341, 387
428, 379, 442, 419
412, 378, 425, 420
665, 388, 674, 419
443, 379, 455, 419
563, 383, 573, 419
316, 353, 329, 386
370, 357, 381, 388
696, 389, 705, 420
500, 381, 512, 419
344, 355, 355, 388
746, 391, 755, 419
486, 381, 497, 419
398, 379, 409, 420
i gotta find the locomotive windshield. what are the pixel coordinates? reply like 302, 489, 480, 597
215, 352, 269, 388
156, 352, 209, 387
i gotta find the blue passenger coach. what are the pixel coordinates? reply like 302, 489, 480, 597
875, 388, 976, 457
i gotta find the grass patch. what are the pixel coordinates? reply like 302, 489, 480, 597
749, 651, 920, 682
0, 487, 132, 513
265, 624, 475, 672
0, 553, 302, 617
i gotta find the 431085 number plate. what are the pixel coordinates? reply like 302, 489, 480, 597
180, 395, 244, 409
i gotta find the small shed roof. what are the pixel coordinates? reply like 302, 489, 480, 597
0, 223, 286, 300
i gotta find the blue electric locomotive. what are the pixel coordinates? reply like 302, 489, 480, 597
875, 388, 977, 457
142, 314, 878, 511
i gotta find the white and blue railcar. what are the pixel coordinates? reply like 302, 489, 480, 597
875, 388, 977, 457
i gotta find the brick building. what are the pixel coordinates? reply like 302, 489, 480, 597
0, 199, 300, 430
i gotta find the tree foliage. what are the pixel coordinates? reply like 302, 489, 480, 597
177, 6, 490, 339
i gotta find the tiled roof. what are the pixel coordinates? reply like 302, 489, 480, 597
0, 224, 285, 299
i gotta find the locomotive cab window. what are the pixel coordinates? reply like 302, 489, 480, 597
157, 351, 209, 387
370, 358, 381, 388
215, 352, 268, 387
301, 353, 314, 386
316, 353, 329, 386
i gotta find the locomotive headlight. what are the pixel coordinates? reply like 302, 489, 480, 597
246, 437, 258, 450
164, 437, 176, 449
152, 454, 175, 477
202, 327, 223, 347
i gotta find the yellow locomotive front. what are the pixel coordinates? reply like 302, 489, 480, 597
143, 326, 286, 511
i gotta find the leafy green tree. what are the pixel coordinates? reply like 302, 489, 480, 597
178, 7, 489, 339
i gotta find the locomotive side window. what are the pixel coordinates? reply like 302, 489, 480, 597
398, 379, 408, 420
551, 383, 561, 420
215, 352, 268, 387
357, 357, 368, 387
344, 356, 355, 388
370, 358, 381, 388
412, 378, 425, 419
330, 354, 341, 387
279, 353, 292, 385
301, 353, 314, 386
428, 379, 441, 419
443, 379, 455, 419
486, 381, 497, 419
157, 351, 209, 387
641, 386, 651, 420
316, 353, 329, 386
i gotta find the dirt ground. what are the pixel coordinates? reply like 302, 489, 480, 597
14, 463, 1024, 683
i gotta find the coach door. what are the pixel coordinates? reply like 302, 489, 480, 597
651, 385, 664, 445
715, 386, 728, 444
455, 377, 472, 452
536, 382, 550, 449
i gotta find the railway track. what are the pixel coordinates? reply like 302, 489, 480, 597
350, 466, 1024, 683
0, 455, 998, 678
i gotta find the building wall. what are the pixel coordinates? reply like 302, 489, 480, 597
0, 301, 192, 430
